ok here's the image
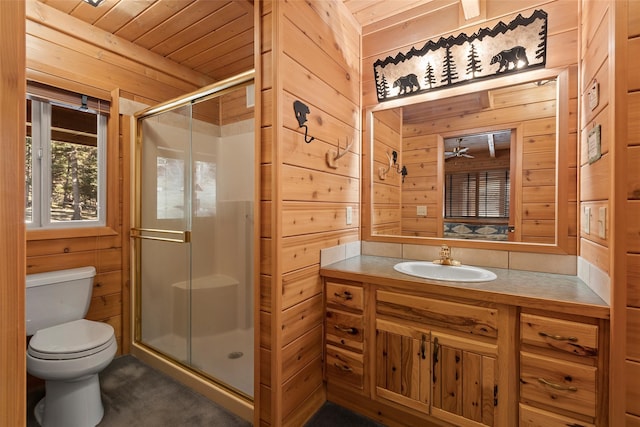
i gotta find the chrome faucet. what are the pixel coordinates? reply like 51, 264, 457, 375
433, 244, 461, 266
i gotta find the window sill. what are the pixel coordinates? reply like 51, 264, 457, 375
27, 226, 119, 241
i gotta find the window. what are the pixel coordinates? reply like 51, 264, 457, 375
445, 170, 510, 218
26, 83, 109, 228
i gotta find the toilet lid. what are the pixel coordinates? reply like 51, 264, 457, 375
28, 319, 115, 360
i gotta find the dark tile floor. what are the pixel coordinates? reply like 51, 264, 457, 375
27, 355, 384, 427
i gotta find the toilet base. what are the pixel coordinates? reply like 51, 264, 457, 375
34, 374, 104, 427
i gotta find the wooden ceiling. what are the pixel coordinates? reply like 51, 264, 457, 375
37, 0, 255, 83
36, 0, 450, 83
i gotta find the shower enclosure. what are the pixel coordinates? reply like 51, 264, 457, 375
131, 71, 255, 402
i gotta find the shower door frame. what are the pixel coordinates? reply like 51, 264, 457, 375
130, 69, 257, 419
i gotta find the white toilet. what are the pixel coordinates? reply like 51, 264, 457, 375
26, 266, 117, 427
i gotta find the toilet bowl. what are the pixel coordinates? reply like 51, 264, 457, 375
27, 320, 117, 427
26, 267, 117, 427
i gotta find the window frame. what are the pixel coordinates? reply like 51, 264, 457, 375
26, 83, 118, 241
27, 98, 107, 230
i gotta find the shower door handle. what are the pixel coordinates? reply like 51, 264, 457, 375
130, 228, 191, 243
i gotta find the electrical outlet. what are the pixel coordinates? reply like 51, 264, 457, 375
417, 205, 427, 216
598, 206, 606, 239
582, 207, 591, 234
346, 206, 353, 225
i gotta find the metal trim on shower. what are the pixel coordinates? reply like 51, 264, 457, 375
130, 227, 191, 243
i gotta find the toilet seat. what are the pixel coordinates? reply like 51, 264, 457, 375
28, 319, 115, 360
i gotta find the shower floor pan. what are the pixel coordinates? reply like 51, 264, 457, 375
147, 327, 254, 397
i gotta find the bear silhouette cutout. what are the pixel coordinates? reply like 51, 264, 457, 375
393, 74, 420, 95
490, 46, 529, 73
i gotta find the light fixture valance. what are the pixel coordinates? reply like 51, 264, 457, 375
373, 9, 548, 102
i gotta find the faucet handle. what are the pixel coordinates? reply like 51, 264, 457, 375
439, 245, 450, 259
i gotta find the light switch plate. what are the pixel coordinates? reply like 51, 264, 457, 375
588, 81, 599, 111
582, 207, 591, 234
598, 206, 606, 239
417, 205, 427, 216
346, 206, 353, 225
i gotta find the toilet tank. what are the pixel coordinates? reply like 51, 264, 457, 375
26, 266, 96, 336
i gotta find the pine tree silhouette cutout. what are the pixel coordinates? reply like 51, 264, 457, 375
377, 74, 390, 100
441, 45, 458, 85
535, 18, 548, 61
424, 63, 436, 89
466, 43, 483, 78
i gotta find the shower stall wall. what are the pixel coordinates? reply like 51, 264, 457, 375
132, 71, 255, 404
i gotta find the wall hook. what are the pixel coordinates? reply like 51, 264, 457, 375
326, 137, 353, 169
378, 150, 408, 182
293, 100, 315, 144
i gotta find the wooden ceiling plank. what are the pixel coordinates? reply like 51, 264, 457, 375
352, 0, 433, 27
113, 0, 196, 43
168, 12, 253, 64
40, 0, 82, 14
342, 0, 381, 15
134, 0, 232, 51
195, 51, 253, 79
67, 0, 118, 24
361, 0, 458, 35
93, 0, 157, 34
176, 27, 253, 69
151, 2, 245, 57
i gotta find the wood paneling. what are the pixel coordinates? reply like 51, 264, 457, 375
0, 1, 26, 425
259, 0, 360, 424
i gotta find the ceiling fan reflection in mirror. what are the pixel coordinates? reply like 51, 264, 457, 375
445, 138, 474, 159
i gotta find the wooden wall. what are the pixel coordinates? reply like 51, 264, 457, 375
628, 0, 640, 421
579, 0, 613, 276
401, 132, 439, 237
580, 0, 640, 424
371, 109, 402, 235
258, 0, 360, 425
0, 1, 26, 425
24, 0, 213, 386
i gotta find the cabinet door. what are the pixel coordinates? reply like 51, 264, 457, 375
375, 319, 430, 413
431, 332, 499, 427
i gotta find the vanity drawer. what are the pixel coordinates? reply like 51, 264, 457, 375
519, 404, 595, 427
520, 351, 596, 418
521, 313, 598, 358
326, 344, 364, 390
326, 308, 364, 352
376, 290, 498, 338
326, 281, 363, 312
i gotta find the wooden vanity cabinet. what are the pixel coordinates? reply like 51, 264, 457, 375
322, 275, 608, 427
518, 311, 607, 427
375, 289, 506, 427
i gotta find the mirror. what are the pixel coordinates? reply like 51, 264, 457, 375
364, 67, 574, 252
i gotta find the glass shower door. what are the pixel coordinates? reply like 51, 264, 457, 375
134, 104, 193, 364
133, 73, 255, 400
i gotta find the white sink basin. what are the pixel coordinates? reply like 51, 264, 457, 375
393, 261, 497, 282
